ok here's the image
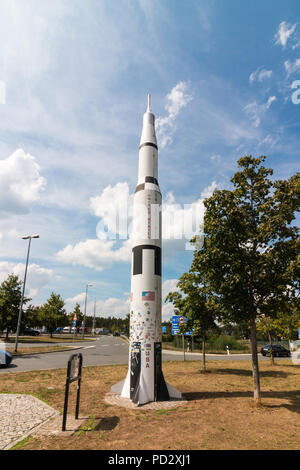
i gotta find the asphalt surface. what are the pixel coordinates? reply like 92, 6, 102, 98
0, 335, 291, 374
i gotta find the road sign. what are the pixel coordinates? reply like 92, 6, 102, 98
172, 315, 193, 336
172, 315, 180, 335
162, 326, 167, 334
172, 316, 193, 335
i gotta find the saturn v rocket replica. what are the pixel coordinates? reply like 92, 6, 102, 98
111, 96, 181, 405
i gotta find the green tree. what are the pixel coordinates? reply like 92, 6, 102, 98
24, 305, 43, 329
0, 274, 30, 340
192, 156, 299, 404
68, 303, 83, 329
272, 303, 300, 341
256, 314, 279, 365
40, 293, 68, 337
177, 271, 217, 372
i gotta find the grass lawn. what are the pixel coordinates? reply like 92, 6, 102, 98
5, 345, 83, 356
2, 335, 95, 344
1, 360, 300, 450
1, 335, 95, 356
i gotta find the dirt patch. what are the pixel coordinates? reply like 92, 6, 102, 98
0, 360, 300, 450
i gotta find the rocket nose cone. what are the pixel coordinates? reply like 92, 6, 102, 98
140, 94, 157, 147
147, 94, 151, 113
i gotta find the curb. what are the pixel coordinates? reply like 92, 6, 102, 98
11, 345, 87, 358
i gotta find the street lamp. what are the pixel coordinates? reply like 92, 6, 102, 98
14, 235, 40, 352
82, 283, 93, 339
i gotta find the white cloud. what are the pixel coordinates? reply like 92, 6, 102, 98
162, 302, 175, 321
284, 58, 300, 75
91, 182, 132, 240
0, 149, 45, 214
274, 21, 297, 48
57, 179, 212, 270
265, 96, 276, 109
65, 292, 130, 317
65, 279, 180, 318
162, 279, 179, 301
0, 262, 53, 300
249, 67, 273, 83
57, 238, 132, 271
156, 81, 193, 148
244, 96, 276, 128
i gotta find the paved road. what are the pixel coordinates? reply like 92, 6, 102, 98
0, 335, 291, 374
0, 335, 129, 374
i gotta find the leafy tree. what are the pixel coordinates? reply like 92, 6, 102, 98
24, 305, 43, 329
177, 271, 217, 372
272, 302, 300, 341
68, 303, 84, 329
166, 273, 217, 372
40, 292, 68, 337
192, 156, 299, 404
256, 314, 279, 365
0, 274, 30, 340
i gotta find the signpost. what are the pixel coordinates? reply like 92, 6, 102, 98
172, 315, 193, 336
172, 316, 194, 361
62, 353, 83, 431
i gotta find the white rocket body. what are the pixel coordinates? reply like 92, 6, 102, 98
111, 96, 181, 405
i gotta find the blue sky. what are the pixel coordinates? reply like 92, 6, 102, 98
0, 0, 299, 319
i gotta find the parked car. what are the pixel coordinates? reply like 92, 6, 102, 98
55, 327, 64, 333
261, 344, 291, 357
0, 350, 13, 367
21, 327, 40, 336
113, 331, 120, 337
62, 326, 76, 334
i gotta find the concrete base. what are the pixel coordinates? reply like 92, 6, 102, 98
104, 392, 187, 410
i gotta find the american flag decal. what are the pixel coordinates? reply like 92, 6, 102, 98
142, 291, 155, 301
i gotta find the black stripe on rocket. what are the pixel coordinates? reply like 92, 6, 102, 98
135, 177, 160, 193
132, 245, 161, 276
139, 142, 158, 150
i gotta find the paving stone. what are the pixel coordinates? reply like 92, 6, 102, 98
0, 394, 59, 450
104, 392, 187, 410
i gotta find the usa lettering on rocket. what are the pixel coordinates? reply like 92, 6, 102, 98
111, 95, 181, 405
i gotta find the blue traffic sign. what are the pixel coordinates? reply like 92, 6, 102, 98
172, 316, 193, 335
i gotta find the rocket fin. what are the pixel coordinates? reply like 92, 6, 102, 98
111, 379, 125, 394
135, 372, 152, 405
155, 370, 170, 401
166, 382, 182, 399
111, 370, 130, 397
120, 370, 130, 397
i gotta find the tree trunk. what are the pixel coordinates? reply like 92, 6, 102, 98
202, 332, 206, 372
5, 329, 9, 341
268, 331, 274, 365
250, 318, 261, 405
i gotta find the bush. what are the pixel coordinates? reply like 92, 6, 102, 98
162, 333, 173, 343
207, 334, 247, 351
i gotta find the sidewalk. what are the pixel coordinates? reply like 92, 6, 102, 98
162, 349, 251, 356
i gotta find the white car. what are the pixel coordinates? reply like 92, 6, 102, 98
62, 326, 76, 334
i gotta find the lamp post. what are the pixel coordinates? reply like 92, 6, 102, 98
82, 283, 93, 339
92, 298, 96, 336
14, 235, 40, 353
